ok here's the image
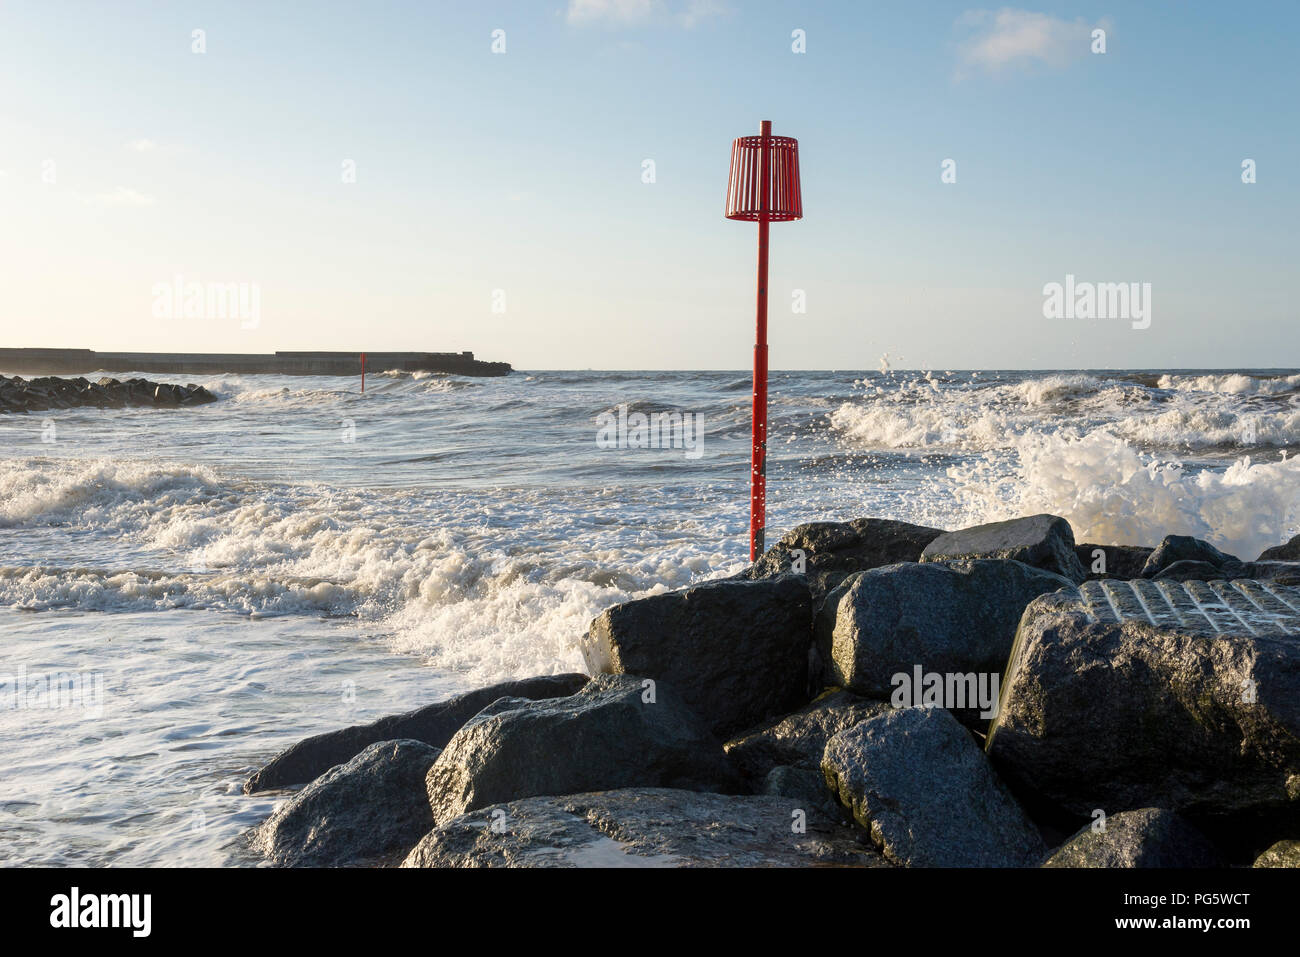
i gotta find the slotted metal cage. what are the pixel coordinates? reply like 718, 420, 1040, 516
725, 134, 802, 222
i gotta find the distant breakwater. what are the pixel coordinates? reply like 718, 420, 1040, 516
0, 348, 512, 378
0, 375, 217, 414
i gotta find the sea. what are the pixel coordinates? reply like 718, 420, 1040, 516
2, 367, 1298, 865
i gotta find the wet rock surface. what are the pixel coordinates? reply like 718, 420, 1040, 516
403, 787, 888, 868
822, 707, 1045, 867
582, 576, 812, 736
245, 673, 588, 793
253, 739, 442, 867
0, 374, 216, 413
425, 674, 740, 825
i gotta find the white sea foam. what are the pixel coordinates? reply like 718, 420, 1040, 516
1158, 372, 1300, 395
946, 431, 1300, 559
0, 456, 735, 681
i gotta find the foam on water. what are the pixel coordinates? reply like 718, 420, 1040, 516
0, 454, 739, 683
947, 431, 1300, 559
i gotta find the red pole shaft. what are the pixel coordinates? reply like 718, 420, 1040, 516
750, 120, 772, 561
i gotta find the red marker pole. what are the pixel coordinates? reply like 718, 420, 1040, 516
750, 120, 772, 561
360, 352, 366, 393
725, 119, 801, 562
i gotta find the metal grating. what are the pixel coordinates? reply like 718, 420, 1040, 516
1078, 579, 1300, 637
725, 134, 803, 222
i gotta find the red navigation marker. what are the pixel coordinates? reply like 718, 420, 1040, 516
725, 120, 803, 560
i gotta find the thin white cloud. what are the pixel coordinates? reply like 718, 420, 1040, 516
566, 0, 725, 28
678, 0, 727, 28
567, 0, 658, 25
126, 138, 158, 152
87, 187, 157, 207
956, 8, 1104, 74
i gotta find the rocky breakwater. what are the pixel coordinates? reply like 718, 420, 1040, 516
244, 513, 1300, 868
0, 375, 216, 413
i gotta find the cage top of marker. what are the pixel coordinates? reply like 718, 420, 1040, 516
725, 132, 802, 222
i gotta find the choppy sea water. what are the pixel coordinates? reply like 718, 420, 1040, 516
2, 367, 1298, 865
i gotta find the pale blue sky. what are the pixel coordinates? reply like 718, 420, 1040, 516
1, 1, 1295, 369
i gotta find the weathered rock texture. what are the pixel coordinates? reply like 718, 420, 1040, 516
760, 766, 845, 820
1253, 839, 1300, 867
1259, 534, 1300, 562
822, 707, 1045, 867
741, 518, 945, 604
1042, 808, 1222, 868
988, 578, 1300, 823
244, 673, 588, 793
1139, 534, 1240, 578
425, 674, 739, 825
724, 689, 890, 781
1075, 543, 1155, 580
582, 577, 812, 736
253, 739, 442, 867
1154, 559, 1300, 584
815, 560, 1073, 724
403, 788, 888, 868
921, 513, 1086, 583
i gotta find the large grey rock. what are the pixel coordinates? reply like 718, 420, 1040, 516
1259, 534, 1300, 562
724, 689, 890, 781
244, 673, 588, 793
815, 560, 1073, 726
741, 518, 945, 604
425, 674, 739, 825
1253, 839, 1300, 867
988, 578, 1300, 822
1043, 809, 1222, 868
823, 707, 1044, 867
1075, 543, 1154, 580
402, 788, 888, 868
253, 739, 441, 867
921, 514, 1086, 583
1140, 535, 1240, 578
581, 577, 812, 737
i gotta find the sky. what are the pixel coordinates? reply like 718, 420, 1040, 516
0, 0, 1296, 370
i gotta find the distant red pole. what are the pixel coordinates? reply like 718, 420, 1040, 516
360, 352, 366, 393
750, 120, 772, 561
